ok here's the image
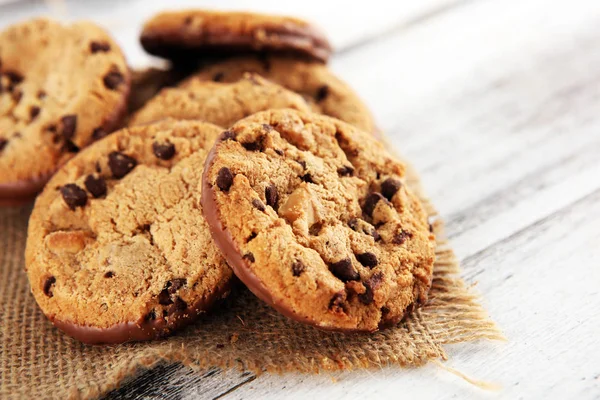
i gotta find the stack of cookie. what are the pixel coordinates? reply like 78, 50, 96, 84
0, 10, 435, 344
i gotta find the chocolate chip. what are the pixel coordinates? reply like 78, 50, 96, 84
309, 222, 323, 236
167, 278, 186, 294
265, 184, 278, 209
60, 183, 87, 210
184, 16, 193, 25
329, 258, 359, 282
60, 115, 77, 139
84, 175, 106, 198
243, 253, 255, 263
242, 141, 263, 151
29, 106, 40, 121
301, 173, 314, 183
108, 151, 137, 179
104, 271, 114, 278
64, 140, 79, 153
328, 291, 346, 313
358, 272, 384, 305
5, 71, 23, 85
221, 130, 236, 141
158, 289, 173, 305
103, 69, 124, 90
216, 167, 234, 191
337, 165, 354, 177
37, 90, 46, 99
43, 276, 56, 297
381, 306, 390, 315
152, 141, 175, 160
90, 41, 111, 53
274, 149, 284, 156
363, 192, 386, 217
428, 221, 434, 233
92, 128, 108, 141
173, 297, 187, 311
0, 138, 7, 152
316, 85, 329, 102
348, 218, 381, 241
252, 198, 266, 212
356, 252, 378, 268
381, 178, 402, 201
247, 232, 257, 242
292, 260, 306, 277
392, 230, 413, 245
213, 72, 224, 82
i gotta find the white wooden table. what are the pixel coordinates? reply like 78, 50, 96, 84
2, 0, 599, 398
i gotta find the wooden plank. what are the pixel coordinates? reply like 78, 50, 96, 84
105, 364, 254, 399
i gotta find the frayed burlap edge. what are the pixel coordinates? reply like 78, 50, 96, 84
0, 138, 503, 400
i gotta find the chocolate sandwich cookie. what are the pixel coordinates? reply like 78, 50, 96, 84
129, 73, 311, 127
202, 109, 435, 332
0, 18, 130, 205
186, 55, 376, 134
141, 10, 332, 63
25, 119, 233, 344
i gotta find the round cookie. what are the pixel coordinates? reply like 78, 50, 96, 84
25, 119, 233, 344
0, 18, 130, 205
185, 55, 376, 134
129, 73, 311, 127
202, 109, 435, 332
141, 10, 332, 63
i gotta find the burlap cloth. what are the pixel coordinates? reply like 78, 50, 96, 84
0, 146, 503, 399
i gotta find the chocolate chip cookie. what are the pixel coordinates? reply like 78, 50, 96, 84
25, 119, 233, 344
129, 73, 311, 127
202, 109, 435, 332
185, 55, 376, 134
0, 18, 130, 205
141, 10, 332, 63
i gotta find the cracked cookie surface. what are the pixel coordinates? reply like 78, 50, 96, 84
25, 119, 233, 344
141, 10, 332, 62
129, 74, 311, 127
0, 18, 130, 204
202, 109, 435, 332
186, 55, 376, 134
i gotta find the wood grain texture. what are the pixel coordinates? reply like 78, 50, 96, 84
2, 0, 599, 398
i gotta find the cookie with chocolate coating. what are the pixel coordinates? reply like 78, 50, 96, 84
141, 10, 332, 62
0, 18, 130, 205
25, 119, 233, 344
202, 109, 434, 332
